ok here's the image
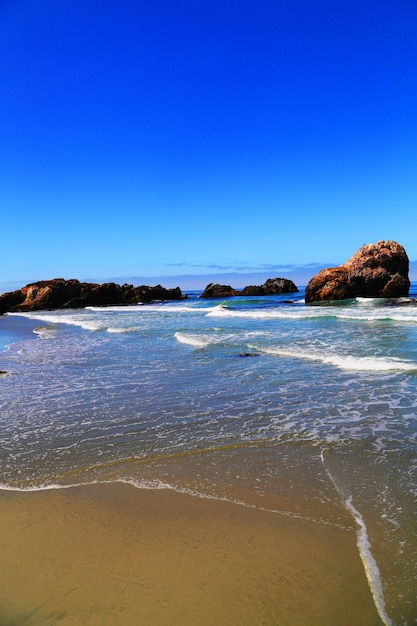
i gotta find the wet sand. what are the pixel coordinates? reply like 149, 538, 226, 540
0, 483, 383, 625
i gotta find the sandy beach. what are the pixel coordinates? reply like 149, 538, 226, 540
0, 483, 382, 625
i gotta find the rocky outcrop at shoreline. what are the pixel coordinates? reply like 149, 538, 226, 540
240, 277, 299, 296
200, 277, 298, 298
200, 284, 236, 298
305, 240, 410, 303
0, 279, 184, 314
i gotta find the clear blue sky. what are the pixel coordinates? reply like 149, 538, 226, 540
1, 0, 417, 289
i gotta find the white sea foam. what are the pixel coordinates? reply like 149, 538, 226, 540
254, 345, 417, 372
86, 304, 217, 314
86, 305, 144, 312
117, 478, 348, 527
10, 312, 105, 332
106, 326, 142, 334
10, 302, 417, 328
174, 330, 244, 348
337, 310, 417, 324
206, 306, 316, 320
174, 332, 212, 347
33, 326, 58, 339
355, 297, 380, 304
345, 498, 395, 626
206, 303, 417, 324
0, 482, 85, 492
0, 477, 348, 528
205, 305, 357, 321
319, 451, 394, 626
145, 304, 219, 313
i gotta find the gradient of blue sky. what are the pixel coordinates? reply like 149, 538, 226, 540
1, 0, 417, 288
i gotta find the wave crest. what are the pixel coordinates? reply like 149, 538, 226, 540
253, 346, 417, 372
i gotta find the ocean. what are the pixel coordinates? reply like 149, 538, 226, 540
1, 284, 417, 625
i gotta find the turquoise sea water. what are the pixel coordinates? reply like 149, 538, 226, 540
1, 285, 417, 625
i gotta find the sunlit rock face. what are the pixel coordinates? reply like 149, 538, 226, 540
0, 278, 184, 313
305, 240, 410, 303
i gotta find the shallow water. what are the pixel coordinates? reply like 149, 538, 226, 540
1, 286, 417, 624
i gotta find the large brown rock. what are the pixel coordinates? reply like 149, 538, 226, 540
305, 240, 410, 303
0, 278, 184, 314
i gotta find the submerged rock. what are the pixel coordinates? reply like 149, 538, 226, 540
0, 278, 184, 314
305, 240, 410, 303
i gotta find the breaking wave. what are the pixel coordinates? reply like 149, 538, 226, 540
253, 345, 417, 372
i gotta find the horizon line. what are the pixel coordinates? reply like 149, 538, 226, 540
1, 260, 417, 294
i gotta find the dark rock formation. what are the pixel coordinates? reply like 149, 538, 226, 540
200, 277, 298, 298
305, 240, 410, 303
200, 283, 237, 298
240, 278, 298, 296
0, 278, 184, 314
133, 284, 183, 304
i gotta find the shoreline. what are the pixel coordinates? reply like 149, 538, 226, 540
0, 482, 383, 625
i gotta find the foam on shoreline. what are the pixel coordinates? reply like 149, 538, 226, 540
255, 345, 417, 372
320, 450, 393, 626
345, 497, 394, 626
0, 477, 351, 530
0, 481, 383, 625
